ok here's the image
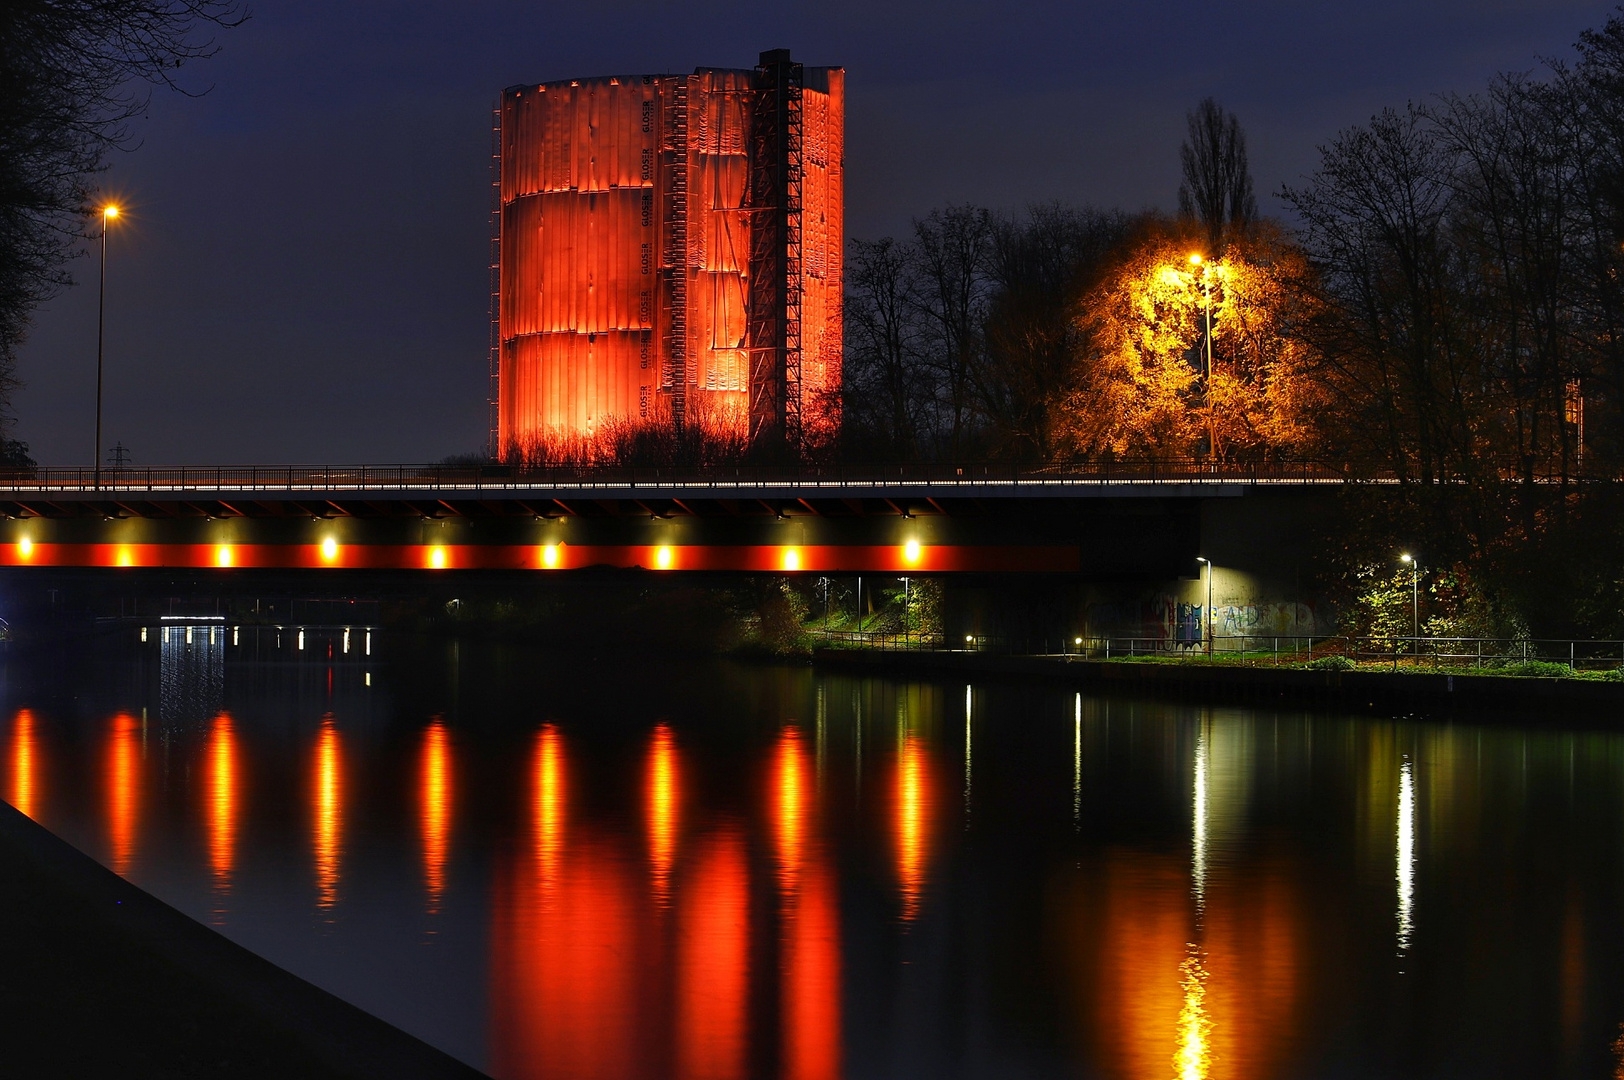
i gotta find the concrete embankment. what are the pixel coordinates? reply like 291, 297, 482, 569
0, 800, 485, 1079
813, 648, 1624, 716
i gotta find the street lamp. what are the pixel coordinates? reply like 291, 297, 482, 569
1189, 253, 1215, 462
95, 204, 120, 490
1197, 556, 1213, 656
1400, 553, 1419, 650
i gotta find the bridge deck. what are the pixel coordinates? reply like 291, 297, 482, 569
0, 461, 1348, 517
0, 464, 1342, 573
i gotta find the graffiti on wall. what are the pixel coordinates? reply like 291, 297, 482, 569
1212, 601, 1317, 637
1088, 598, 1320, 643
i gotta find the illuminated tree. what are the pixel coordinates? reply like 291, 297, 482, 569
1061, 223, 1320, 460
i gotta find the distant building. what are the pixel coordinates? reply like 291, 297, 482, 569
493, 50, 844, 459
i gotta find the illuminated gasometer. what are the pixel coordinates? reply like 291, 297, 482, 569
495, 51, 844, 459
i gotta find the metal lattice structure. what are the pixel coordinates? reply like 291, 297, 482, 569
487, 100, 503, 459
747, 50, 804, 455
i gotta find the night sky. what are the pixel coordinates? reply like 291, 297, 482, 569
14, 0, 1605, 466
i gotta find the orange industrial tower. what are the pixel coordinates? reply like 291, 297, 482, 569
493, 50, 844, 460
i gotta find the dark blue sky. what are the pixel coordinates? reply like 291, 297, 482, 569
15, 0, 1606, 465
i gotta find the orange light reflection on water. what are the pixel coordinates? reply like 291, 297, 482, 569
420, 719, 453, 915
8, 708, 38, 819
774, 726, 841, 1080
676, 826, 749, 1080
534, 724, 565, 891
106, 712, 140, 875
494, 723, 652, 1079
775, 726, 807, 890
1085, 851, 1301, 1080
206, 713, 238, 920
895, 732, 932, 921
312, 716, 343, 912
647, 723, 679, 906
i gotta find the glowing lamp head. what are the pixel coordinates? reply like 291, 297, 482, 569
103, 205, 119, 220
16, 537, 32, 559
1400, 553, 1413, 564
903, 539, 922, 565
320, 536, 339, 563
429, 546, 447, 570
655, 545, 673, 570
215, 544, 232, 567
1188, 252, 1203, 265
782, 547, 800, 572
1075, 637, 1083, 645
541, 543, 560, 569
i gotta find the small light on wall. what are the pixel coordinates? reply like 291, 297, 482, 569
541, 543, 560, 569
782, 547, 801, 572
140, 626, 147, 643
17, 537, 32, 559
298, 629, 305, 650
429, 546, 447, 570
117, 547, 134, 567
655, 545, 673, 570
215, 544, 233, 568
904, 539, 922, 564
321, 536, 339, 563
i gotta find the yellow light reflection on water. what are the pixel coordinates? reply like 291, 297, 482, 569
1397, 756, 1415, 955
1175, 950, 1213, 1080
1073, 693, 1082, 829
9, 708, 37, 820
646, 723, 679, 906
1192, 721, 1209, 913
312, 716, 343, 912
420, 719, 452, 915
964, 685, 973, 827
106, 712, 140, 876
206, 713, 238, 920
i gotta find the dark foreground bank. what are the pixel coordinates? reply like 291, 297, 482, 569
815, 647, 1624, 717
0, 800, 486, 1079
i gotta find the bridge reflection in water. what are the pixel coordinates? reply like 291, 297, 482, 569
7, 647, 1624, 1078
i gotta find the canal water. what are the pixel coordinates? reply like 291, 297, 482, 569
3, 623, 1623, 1078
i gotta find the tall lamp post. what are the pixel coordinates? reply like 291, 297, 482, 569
1400, 553, 1419, 654
1197, 556, 1213, 656
1189, 254, 1215, 461
94, 204, 120, 490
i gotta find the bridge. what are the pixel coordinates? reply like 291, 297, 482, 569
0, 461, 1348, 576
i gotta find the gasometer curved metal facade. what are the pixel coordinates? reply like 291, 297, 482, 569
495, 50, 844, 458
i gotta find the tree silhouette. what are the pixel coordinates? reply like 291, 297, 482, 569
1178, 98, 1258, 255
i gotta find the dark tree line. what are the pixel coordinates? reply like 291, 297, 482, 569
843, 203, 1143, 463
1277, 13, 1624, 634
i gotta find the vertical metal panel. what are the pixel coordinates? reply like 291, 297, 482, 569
499, 62, 841, 457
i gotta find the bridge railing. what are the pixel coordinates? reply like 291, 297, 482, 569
817, 630, 1624, 671
0, 459, 1360, 494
